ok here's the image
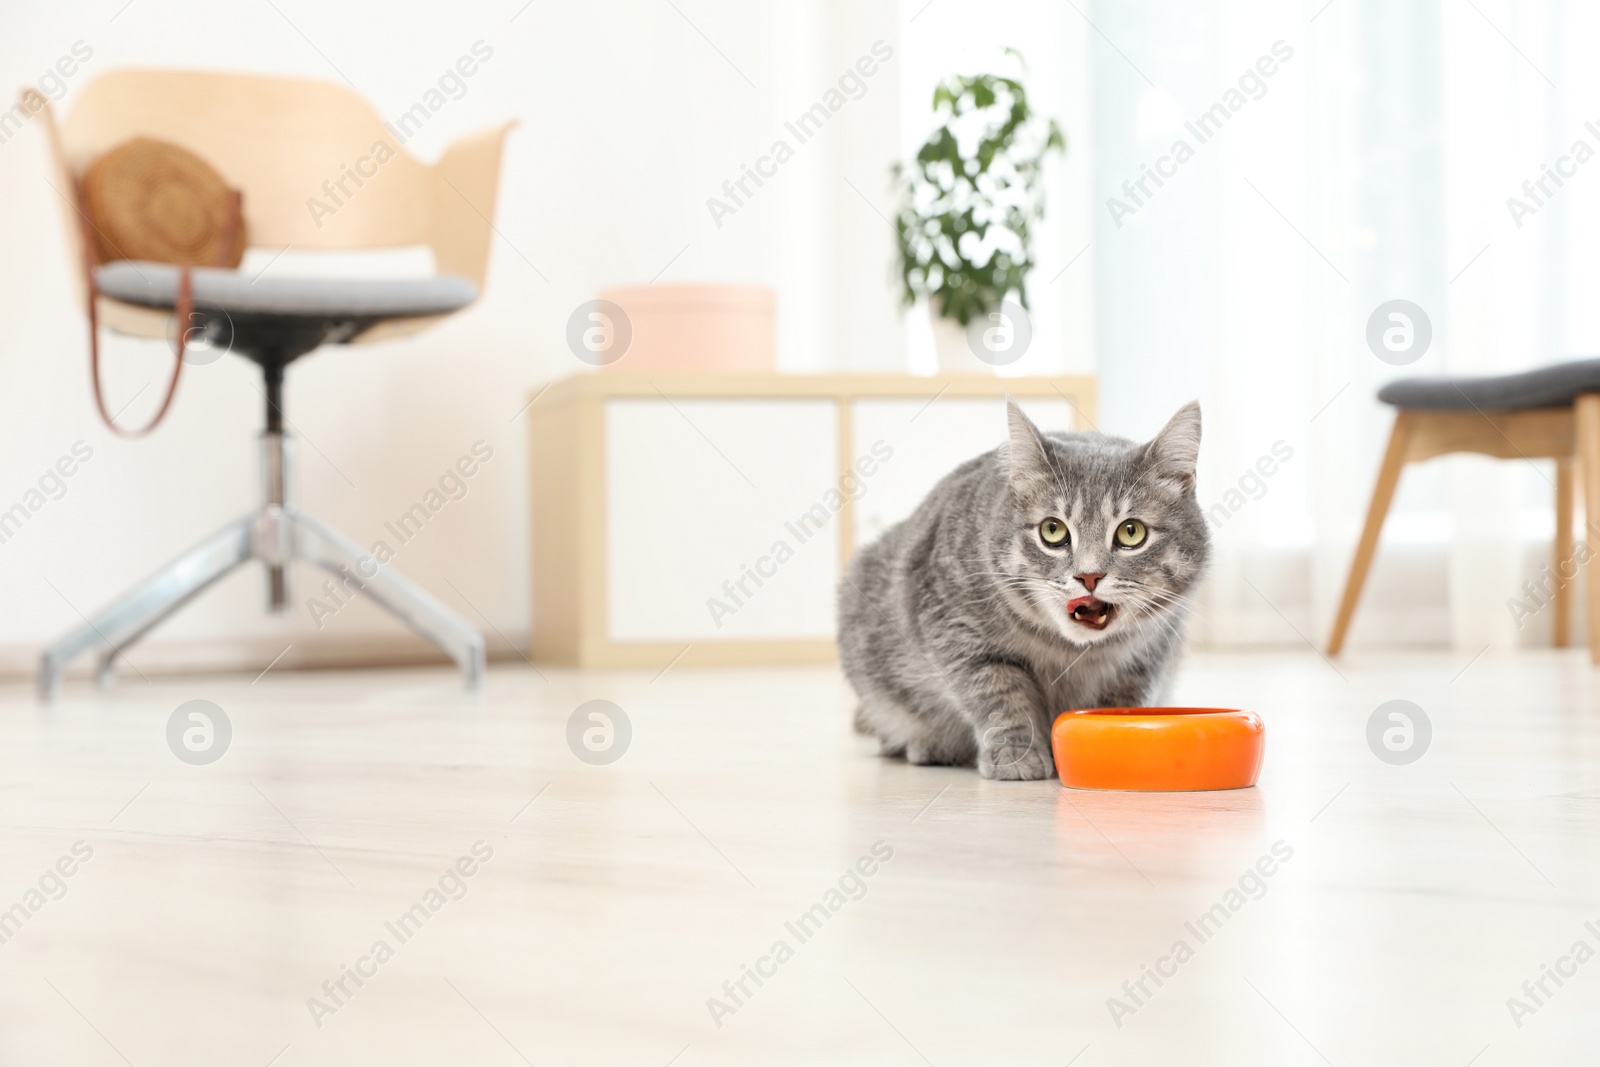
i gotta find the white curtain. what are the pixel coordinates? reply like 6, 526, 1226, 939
1078, 0, 1596, 652
883, 0, 1593, 653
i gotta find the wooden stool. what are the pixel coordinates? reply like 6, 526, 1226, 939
1326, 360, 1600, 662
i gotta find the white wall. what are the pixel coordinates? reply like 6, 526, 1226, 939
0, 0, 1087, 674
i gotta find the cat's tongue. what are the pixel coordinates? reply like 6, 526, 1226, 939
1066, 595, 1115, 630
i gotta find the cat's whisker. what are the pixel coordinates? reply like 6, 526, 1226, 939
1124, 585, 1213, 622
1108, 588, 1194, 647
1117, 578, 1201, 607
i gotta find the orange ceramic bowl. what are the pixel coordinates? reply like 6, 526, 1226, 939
1051, 707, 1264, 791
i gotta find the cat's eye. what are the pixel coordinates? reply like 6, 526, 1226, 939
1039, 518, 1069, 545
1115, 520, 1148, 548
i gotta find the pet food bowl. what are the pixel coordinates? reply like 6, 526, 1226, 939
1051, 707, 1264, 791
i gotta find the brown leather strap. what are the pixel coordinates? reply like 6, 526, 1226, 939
216, 188, 241, 268
86, 263, 188, 438
79, 185, 240, 438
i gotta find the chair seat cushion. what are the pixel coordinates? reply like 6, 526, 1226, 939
94, 260, 478, 319
1377, 357, 1600, 411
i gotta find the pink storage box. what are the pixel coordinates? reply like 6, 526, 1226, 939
597, 284, 775, 372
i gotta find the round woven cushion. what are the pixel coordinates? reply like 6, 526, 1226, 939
80, 138, 245, 268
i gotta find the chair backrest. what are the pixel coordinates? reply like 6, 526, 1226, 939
40, 68, 512, 295
60, 68, 438, 247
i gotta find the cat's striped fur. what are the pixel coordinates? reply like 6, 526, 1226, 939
837, 401, 1210, 780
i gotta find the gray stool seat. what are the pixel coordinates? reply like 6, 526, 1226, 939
1378, 357, 1600, 411
95, 260, 478, 318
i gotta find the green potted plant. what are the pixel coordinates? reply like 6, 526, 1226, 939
895, 51, 1064, 372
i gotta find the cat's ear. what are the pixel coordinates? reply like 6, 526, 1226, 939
1005, 400, 1054, 494
1143, 400, 1202, 490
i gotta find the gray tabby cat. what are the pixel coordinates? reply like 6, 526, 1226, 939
838, 400, 1209, 780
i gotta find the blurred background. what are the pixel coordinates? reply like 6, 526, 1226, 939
1, 0, 1592, 675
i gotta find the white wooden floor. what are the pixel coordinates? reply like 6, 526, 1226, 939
2, 650, 1598, 1066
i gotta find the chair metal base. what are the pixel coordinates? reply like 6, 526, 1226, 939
38, 432, 486, 697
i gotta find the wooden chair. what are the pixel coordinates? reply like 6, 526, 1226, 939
1326, 360, 1600, 662
30, 69, 515, 695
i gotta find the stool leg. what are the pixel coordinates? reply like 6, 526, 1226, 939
289, 508, 486, 688
37, 515, 256, 698
1327, 411, 1416, 656
1555, 458, 1575, 648
1577, 395, 1600, 665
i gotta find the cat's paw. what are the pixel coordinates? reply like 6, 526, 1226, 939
978, 740, 1054, 781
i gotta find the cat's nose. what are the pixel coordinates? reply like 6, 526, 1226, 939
1075, 572, 1104, 592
